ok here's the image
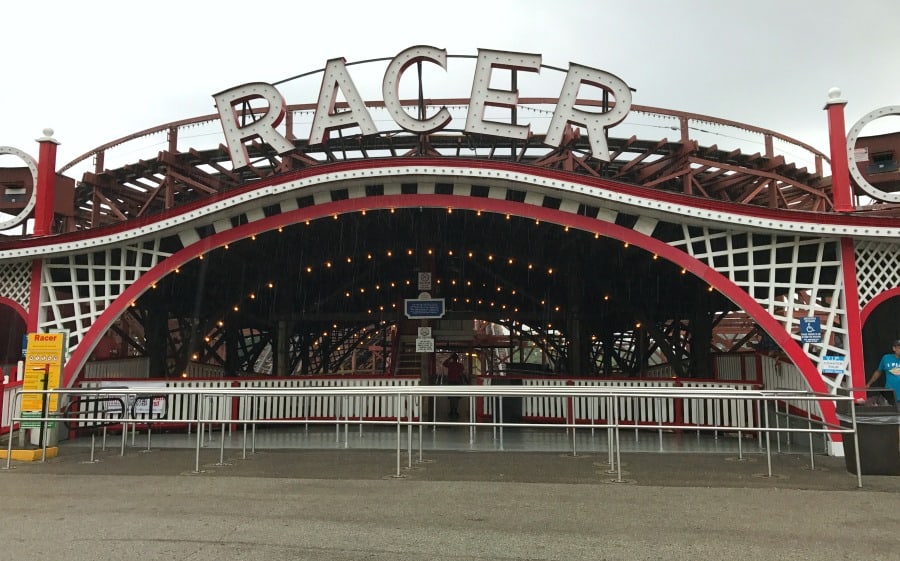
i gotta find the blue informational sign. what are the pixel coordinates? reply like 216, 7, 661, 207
799, 317, 822, 343
404, 298, 445, 319
821, 355, 845, 374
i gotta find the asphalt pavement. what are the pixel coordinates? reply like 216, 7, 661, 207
1, 438, 899, 561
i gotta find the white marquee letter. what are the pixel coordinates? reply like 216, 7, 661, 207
464, 49, 541, 139
382, 45, 452, 134
213, 82, 294, 169
309, 58, 378, 145
545, 64, 632, 161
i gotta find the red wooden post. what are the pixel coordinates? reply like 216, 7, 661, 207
824, 88, 854, 212
33, 129, 60, 236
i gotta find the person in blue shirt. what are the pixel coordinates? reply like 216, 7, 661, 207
866, 339, 900, 405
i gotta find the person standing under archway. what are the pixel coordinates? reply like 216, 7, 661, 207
866, 339, 900, 405
442, 353, 467, 419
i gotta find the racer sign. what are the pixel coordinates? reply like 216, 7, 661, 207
21, 332, 65, 426
214, 46, 634, 168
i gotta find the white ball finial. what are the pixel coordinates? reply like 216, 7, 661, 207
36, 128, 60, 144
824, 87, 846, 106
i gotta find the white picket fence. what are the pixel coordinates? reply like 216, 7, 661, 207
16, 352, 816, 434
76, 376, 421, 425
475, 377, 759, 429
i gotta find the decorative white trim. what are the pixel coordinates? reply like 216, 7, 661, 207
1, 164, 897, 261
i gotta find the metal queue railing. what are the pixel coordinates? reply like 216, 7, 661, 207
1, 386, 862, 487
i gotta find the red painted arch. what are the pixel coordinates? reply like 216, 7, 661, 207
63, 191, 835, 428
0, 296, 28, 322
861, 287, 900, 326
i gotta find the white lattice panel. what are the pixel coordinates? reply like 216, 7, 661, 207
38, 239, 171, 352
855, 239, 900, 308
0, 260, 32, 310
670, 226, 845, 390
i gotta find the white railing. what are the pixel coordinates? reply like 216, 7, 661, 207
3, 384, 859, 486
475, 377, 760, 430
77, 375, 766, 430
1, 381, 21, 435
78, 376, 421, 424
71, 352, 811, 431
759, 355, 825, 421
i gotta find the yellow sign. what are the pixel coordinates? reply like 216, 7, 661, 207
22, 333, 65, 413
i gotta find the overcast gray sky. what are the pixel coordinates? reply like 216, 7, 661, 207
2, 0, 899, 170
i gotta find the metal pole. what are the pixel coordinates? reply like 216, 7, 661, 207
395, 393, 401, 478
39, 366, 49, 462
406, 395, 412, 469
119, 415, 127, 456
193, 392, 204, 474
252, 394, 257, 454
335, 393, 340, 444
4, 390, 17, 470
764, 401, 773, 478
498, 396, 504, 450
614, 394, 623, 482
358, 395, 363, 438
468, 395, 475, 446
606, 396, 615, 472
851, 398, 862, 488
756, 399, 762, 450
344, 395, 349, 449
807, 405, 816, 470
571, 392, 577, 457
774, 399, 782, 453
657, 397, 664, 452
217, 421, 227, 466
242, 417, 248, 460
417, 396, 424, 464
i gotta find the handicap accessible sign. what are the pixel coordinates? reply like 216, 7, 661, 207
799, 317, 821, 344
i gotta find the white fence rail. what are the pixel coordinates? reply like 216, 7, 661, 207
3, 384, 860, 486
1, 382, 20, 435
10, 352, 816, 436
77, 377, 421, 425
